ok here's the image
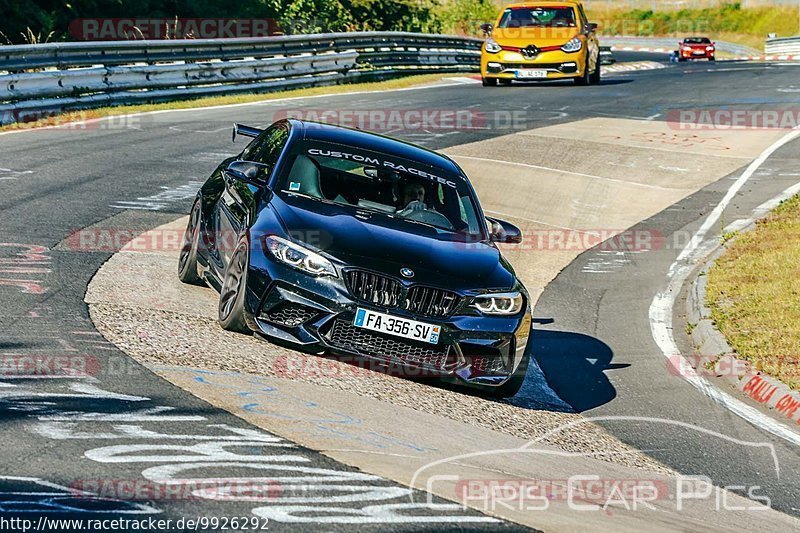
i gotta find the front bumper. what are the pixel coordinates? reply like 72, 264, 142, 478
680, 49, 714, 59
480, 49, 585, 80
243, 251, 531, 389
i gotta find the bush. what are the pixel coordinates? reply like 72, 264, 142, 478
437, 0, 497, 36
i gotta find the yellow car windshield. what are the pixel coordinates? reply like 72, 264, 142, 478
498, 7, 576, 28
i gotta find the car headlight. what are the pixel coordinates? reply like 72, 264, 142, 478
484, 38, 502, 53
265, 236, 336, 277
561, 37, 582, 53
706, 46, 714, 51
472, 291, 524, 315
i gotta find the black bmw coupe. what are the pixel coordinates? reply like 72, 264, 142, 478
179, 119, 531, 397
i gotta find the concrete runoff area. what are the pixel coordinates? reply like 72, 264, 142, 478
83, 116, 799, 529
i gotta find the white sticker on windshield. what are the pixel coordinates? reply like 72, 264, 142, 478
289, 182, 301, 191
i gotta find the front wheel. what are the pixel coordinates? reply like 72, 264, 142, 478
482, 76, 497, 87
589, 59, 601, 84
574, 54, 591, 86
499, 78, 512, 86
485, 352, 530, 398
709, 56, 715, 61
218, 237, 251, 334
178, 200, 204, 285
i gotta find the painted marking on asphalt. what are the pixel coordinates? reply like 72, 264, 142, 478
649, 126, 800, 446
154, 366, 439, 453
0, 243, 51, 294
0, 476, 159, 515
3, 378, 492, 524
110, 181, 204, 211
36, 422, 285, 441
483, 209, 576, 231
442, 77, 480, 84
451, 154, 676, 191
594, 112, 662, 121
581, 249, 647, 274
0, 168, 33, 181
676, 129, 800, 264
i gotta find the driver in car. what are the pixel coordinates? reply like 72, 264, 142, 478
399, 183, 427, 212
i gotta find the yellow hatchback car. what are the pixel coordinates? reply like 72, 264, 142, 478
480, 1, 600, 86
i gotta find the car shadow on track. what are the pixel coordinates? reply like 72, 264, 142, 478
529, 327, 626, 412
260, 324, 620, 411
498, 79, 634, 88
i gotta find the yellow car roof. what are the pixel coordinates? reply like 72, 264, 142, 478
503, 1, 583, 8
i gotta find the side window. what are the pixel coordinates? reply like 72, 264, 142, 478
242, 125, 289, 166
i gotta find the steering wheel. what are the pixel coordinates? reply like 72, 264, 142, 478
398, 205, 454, 229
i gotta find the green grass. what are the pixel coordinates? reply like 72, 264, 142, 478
0, 73, 465, 133
706, 194, 800, 390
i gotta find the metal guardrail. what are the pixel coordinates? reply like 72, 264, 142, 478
601, 36, 761, 57
765, 36, 800, 55
0, 32, 482, 125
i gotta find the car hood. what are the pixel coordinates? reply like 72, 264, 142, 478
264, 194, 517, 291
491, 28, 578, 48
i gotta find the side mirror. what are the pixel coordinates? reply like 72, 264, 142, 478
224, 160, 271, 186
587, 22, 598, 32
480, 23, 493, 35
487, 217, 523, 244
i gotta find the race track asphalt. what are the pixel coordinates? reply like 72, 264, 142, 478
2, 53, 799, 528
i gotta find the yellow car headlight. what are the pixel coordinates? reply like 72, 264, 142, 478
484, 38, 502, 54
561, 37, 582, 53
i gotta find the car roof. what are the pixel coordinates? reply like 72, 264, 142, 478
503, 1, 583, 8
290, 119, 463, 176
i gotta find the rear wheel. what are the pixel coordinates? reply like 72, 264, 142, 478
218, 237, 251, 334
499, 78, 512, 86
178, 200, 204, 285
482, 76, 497, 87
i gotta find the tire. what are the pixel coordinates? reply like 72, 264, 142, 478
499, 78, 512, 86
574, 53, 591, 85
589, 58, 601, 84
177, 200, 204, 286
218, 237, 252, 334
482, 77, 497, 87
678, 57, 687, 62
709, 56, 715, 61
486, 351, 530, 398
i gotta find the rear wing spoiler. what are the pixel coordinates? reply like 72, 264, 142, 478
232, 123, 264, 142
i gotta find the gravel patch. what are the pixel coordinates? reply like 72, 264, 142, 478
89, 300, 672, 475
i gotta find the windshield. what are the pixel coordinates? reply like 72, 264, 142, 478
275, 141, 485, 238
684, 37, 711, 44
498, 6, 577, 28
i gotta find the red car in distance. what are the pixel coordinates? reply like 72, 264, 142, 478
678, 37, 715, 61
